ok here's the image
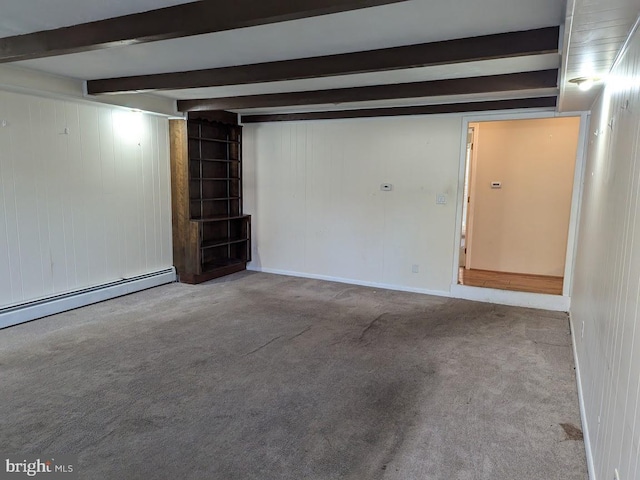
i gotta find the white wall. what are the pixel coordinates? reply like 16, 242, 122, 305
243, 116, 462, 294
0, 64, 177, 116
570, 22, 640, 480
468, 117, 580, 276
0, 89, 173, 309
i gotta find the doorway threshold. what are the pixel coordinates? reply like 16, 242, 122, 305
458, 268, 563, 295
450, 283, 569, 312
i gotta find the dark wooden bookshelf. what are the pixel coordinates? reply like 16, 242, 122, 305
188, 136, 241, 144
170, 112, 250, 284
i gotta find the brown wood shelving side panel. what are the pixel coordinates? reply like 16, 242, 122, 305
169, 119, 190, 277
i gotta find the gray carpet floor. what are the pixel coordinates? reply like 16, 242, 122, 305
0, 271, 588, 479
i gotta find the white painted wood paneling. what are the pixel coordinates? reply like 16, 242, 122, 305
559, 0, 640, 112
571, 21, 640, 480
0, 89, 173, 309
243, 116, 462, 294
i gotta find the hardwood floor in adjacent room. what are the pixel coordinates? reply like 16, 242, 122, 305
458, 267, 564, 295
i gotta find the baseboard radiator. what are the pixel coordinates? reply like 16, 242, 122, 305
0, 268, 176, 329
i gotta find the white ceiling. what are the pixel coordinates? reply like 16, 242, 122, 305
0, 0, 195, 37
2, 0, 636, 113
14, 0, 562, 79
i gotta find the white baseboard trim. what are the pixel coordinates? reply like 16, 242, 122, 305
247, 266, 451, 298
0, 268, 177, 329
450, 284, 570, 311
569, 312, 596, 480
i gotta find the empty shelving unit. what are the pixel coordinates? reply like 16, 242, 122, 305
170, 111, 251, 284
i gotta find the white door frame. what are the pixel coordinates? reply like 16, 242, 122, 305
450, 109, 590, 311
463, 124, 479, 270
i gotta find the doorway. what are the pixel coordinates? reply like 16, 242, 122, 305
457, 116, 582, 296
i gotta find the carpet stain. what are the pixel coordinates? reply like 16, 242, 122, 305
288, 325, 312, 341
190, 357, 210, 368
560, 423, 583, 441
334, 289, 354, 300
115, 417, 164, 435
359, 313, 387, 341
243, 335, 283, 356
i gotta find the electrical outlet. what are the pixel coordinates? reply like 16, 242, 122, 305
581, 321, 585, 339
614, 468, 620, 480
436, 194, 447, 205
412, 264, 419, 273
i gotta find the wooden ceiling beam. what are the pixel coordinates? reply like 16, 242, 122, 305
0, 0, 408, 63
177, 70, 559, 111
87, 26, 560, 94
240, 97, 558, 122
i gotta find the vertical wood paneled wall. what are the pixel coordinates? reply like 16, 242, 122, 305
0, 89, 173, 309
571, 23, 640, 480
243, 116, 462, 294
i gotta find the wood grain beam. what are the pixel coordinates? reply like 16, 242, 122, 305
0, 0, 408, 63
240, 97, 558, 123
177, 70, 559, 111
87, 27, 560, 94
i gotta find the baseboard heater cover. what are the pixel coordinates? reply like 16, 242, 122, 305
0, 268, 176, 329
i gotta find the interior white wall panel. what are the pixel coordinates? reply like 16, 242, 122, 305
243, 116, 462, 294
0, 89, 173, 309
570, 22, 640, 480
0, 64, 177, 117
